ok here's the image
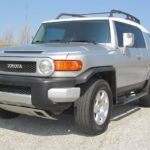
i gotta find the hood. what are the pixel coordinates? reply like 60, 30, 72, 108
0, 43, 109, 60
1, 43, 92, 55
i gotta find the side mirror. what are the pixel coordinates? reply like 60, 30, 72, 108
123, 33, 135, 48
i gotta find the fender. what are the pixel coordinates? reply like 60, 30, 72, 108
76, 66, 116, 84
75, 66, 117, 104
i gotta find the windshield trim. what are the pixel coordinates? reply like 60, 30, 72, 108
32, 20, 111, 44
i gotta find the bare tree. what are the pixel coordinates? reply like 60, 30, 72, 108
0, 35, 2, 44
19, 25, 32, 44
1, 28, 14, 44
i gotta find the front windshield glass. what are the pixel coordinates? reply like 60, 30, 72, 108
32, 20, 110, 44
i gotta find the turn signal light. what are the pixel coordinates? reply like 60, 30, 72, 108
54, 60, 82, 71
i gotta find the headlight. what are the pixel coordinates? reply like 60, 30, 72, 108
39, 59, 54, 76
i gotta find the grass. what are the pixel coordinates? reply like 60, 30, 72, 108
0, 44, 16, 48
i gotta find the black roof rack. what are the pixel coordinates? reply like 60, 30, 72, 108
110, 10, 140, 24
56, 13, 85, 19
56, 9, 140, 24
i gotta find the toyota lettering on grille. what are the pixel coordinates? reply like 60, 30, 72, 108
7, 64, 23, 69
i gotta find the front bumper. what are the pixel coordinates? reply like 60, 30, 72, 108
48, 88, 80, 103
0, 75, 80, 113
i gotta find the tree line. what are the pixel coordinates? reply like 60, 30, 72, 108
0, 25, 32, 45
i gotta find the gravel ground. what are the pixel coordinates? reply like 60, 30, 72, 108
0, 101, 150, 150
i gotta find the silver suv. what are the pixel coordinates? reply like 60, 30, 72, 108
0, 10, 150, 135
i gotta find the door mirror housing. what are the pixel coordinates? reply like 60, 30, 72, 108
123, 33, 135, 47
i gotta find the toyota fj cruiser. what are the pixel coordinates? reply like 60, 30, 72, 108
0, 10, 150, 135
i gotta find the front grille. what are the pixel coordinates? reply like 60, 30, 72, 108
0, 85, 31, 95
0, 61, 36, 73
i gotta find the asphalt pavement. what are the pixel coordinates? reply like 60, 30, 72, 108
0, 101, 150, 150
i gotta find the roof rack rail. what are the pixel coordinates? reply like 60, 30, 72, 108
56, 10, 140, 24
56, 13, 85, 19
110, 9, 140, 24
56, 12, 111, 20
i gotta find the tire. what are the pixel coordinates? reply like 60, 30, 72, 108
0, 108, 19, 119
139, 81, 150, 107
74, 79, 113, 135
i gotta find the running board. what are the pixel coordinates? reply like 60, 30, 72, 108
117, 91, 147, 105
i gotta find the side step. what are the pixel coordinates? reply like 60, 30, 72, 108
117, 91, 147, 105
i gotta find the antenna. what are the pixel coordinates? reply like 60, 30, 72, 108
24, 0, 30, 44
25, 0, 29, 25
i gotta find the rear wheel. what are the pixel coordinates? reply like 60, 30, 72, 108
0, 108, 19, 119
139, 81, 150, 107
74, 79, 113, 135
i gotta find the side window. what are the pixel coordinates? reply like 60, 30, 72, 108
115, 22, 126, 47
115, 22, 146, 48
130, 26, 146, 48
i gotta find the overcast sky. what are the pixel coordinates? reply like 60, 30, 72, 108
0, 0, 149, 37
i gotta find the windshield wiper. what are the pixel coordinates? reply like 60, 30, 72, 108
33, 39, 96, 44
32, 40, 45, 44
48, 39, 68, 43
69, 40, 96, 44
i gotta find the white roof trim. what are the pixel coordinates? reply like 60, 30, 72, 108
43, 17, 109, 23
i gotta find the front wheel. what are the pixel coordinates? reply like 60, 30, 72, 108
74, 79, 113, 135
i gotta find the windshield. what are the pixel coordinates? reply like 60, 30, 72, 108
32, 20, 110, 44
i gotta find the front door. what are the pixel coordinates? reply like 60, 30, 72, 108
114, 21, 148, 89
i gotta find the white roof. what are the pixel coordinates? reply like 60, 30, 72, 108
43, 17, 108, 23
43, 17, 149, 34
